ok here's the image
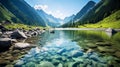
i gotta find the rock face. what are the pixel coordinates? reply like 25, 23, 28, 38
11, 30, 27, 39
0, 38, 17, 48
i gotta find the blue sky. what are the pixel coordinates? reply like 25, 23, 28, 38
25, 0, 100, 19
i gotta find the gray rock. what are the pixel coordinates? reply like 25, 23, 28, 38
14, 43, 31, 49
106, 28, 116, 33
0, 38, 17, 48
11, 30, 27, 39
0, 34, 9, 38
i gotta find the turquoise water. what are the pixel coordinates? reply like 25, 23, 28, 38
15, 30, 120, 67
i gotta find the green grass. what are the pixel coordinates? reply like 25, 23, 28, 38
4, 23, 45, 30
78, 10, 120, 29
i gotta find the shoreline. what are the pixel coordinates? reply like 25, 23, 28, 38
50, 28, 120, 31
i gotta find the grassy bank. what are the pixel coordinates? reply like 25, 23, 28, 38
78, 10, 120, 29
4, 23, 46, 30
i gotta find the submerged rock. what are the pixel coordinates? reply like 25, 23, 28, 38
97, 46, 116, 53
71, 50, 83, 57
38, 61, 55, 67
0, 59, 10, 65
114, 51, 120, 58
86, 43, 97, 48
57, 63, 63, 67
25, 62, 36, 67
96, 42, 112, 46
57, 49, 66, 55
15, 60, 24, 66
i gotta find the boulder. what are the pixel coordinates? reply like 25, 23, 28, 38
11, 30, 27, 39
0, 38, 17, 48
14, 43, 32, 49
106, 28, 116, 33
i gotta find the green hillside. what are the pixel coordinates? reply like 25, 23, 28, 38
0, 0, 46, 26
0, 3, 21, 23
62, 0, 120, 28
78, 0, 120, 24
79, 10, 120, 29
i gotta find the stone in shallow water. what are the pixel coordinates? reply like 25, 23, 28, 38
114, 51, 120, 58
38, 61, 55, 67
25, 62, 36, 67
15, 60, 24, 66
72, 57, 84, 62
0, 59, 10, 65
96, 42, 112, 46
64, 62, 74, 67
86, 43, 97, 48
72, 61, 81, 67
71, 50, 83, 57
52, 59, 60, 66
89, 54, 101, 62
5, 64, 14, 67
97, 46, 116, 53
57, 63, 63, 67
57, 48, 66, 55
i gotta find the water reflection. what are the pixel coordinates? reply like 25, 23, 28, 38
15, 30, 120, 67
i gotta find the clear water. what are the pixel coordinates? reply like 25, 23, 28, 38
15, 30, 120, 67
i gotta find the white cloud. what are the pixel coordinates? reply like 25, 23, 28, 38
48, 10, 65, 19
34, 4, 48, 11
34, 5, 65, 19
